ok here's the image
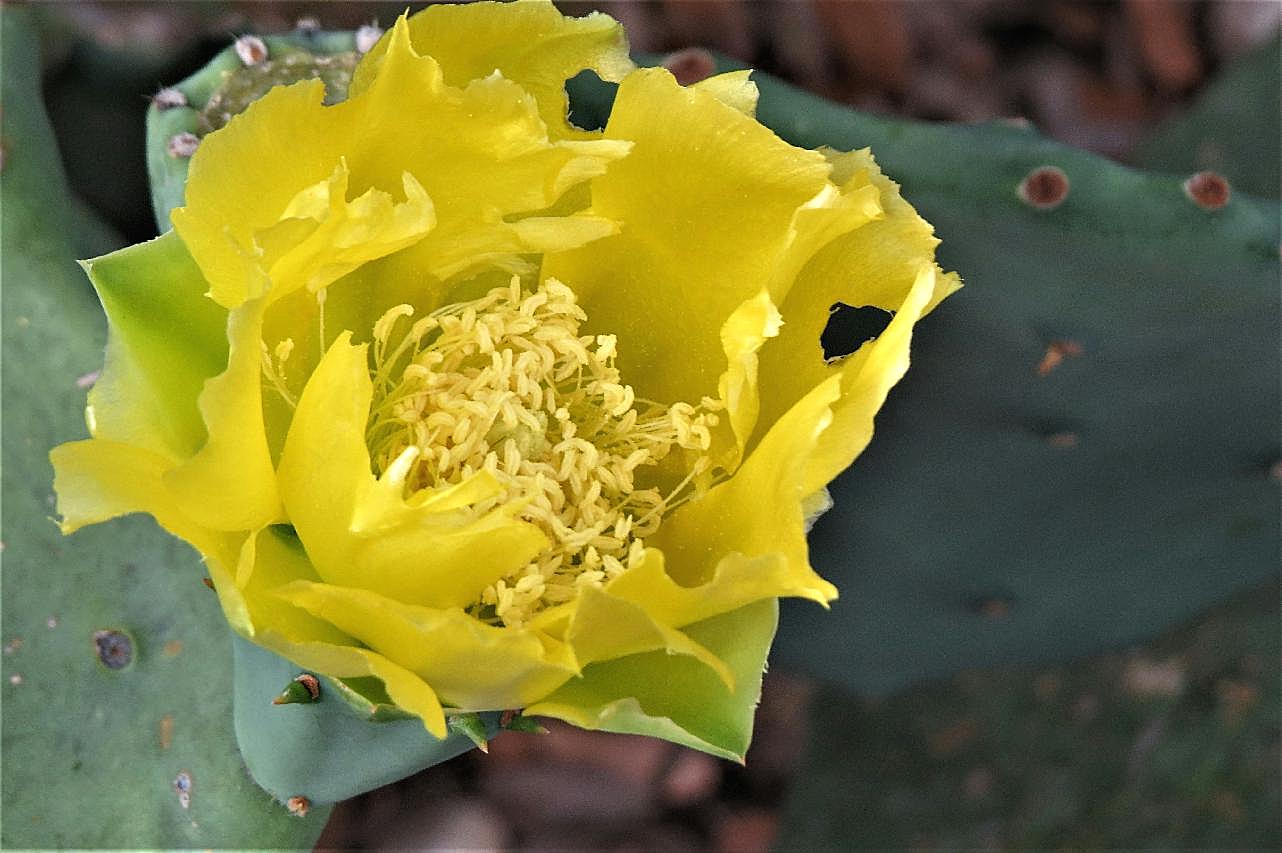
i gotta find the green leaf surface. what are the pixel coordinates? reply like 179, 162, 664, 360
0, 10, 329, 847
1134, 37, 1281, 199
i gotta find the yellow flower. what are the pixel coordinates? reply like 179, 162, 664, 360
50, 0, 958, 760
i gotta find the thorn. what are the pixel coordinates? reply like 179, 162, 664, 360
234, 35, 268, 67
1183, 171, 1230, 211
201, 576, 215, 590
447, 712, 490, 753
272, 673, 321, 705
167, 132, 200, 159
286, 795, 310, 817
356, 23, 384, 55
1018, 166, 1069, 210
152, 87, 187, 111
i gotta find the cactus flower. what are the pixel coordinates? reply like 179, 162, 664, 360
50, 0, 957, 761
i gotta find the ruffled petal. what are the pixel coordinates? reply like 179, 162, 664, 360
274, 580, 577, 711
525, 598, 777, 762
174, 16, 628, 311
276, 333, 548, 609
352, 0, 634, 139
80, 232, 227, 460
545, 67, 833, 410
51, 439, 227, 550
802, 264, 940, 492
756, 148, 961, 435
213, 527, 448, 736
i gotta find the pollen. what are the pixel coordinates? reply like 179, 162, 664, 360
366, 277, 722, 627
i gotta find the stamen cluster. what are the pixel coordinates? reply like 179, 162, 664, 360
366, 278, 721, 627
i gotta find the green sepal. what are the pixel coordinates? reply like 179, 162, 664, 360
447, 712, 491, 753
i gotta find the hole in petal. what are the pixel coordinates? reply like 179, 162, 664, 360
821, 303, 894, 361
565, 69, 616, 132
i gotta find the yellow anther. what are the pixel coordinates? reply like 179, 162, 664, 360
366, 277, 723, 627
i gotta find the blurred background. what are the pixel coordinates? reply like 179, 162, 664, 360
29, 2, 1280, 849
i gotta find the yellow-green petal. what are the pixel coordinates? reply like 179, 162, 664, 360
525, 598, 777, 763
80, 232, 227, 461
564, 586, 734, 688
49, 438, 239, 573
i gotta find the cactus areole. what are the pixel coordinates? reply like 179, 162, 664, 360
49, 0, 956, 792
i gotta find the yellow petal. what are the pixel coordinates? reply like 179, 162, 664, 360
691, 69, 759, 116
175, 17, 629, 311
756, 147, 961, 435
803, 264, 940, 492
261, 163, 435, 306
276, 333, 548, 609
352, 0, 634, 139
716, 289, 783, 469
545, 67, 832, 409
650, 374, 842, 597
162, 298, 282, 531
275, 580, 577, 711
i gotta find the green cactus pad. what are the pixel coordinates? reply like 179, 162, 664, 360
0, 10, 329, 847
233, 639, 499, 805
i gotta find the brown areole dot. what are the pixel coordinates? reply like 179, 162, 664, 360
286, 796, 310, 817
93, 629, 134, 670
1183, 171, 1231, 211
1018, 166, 1070, 210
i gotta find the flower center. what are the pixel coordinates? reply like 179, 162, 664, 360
366, 278, 721, 628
